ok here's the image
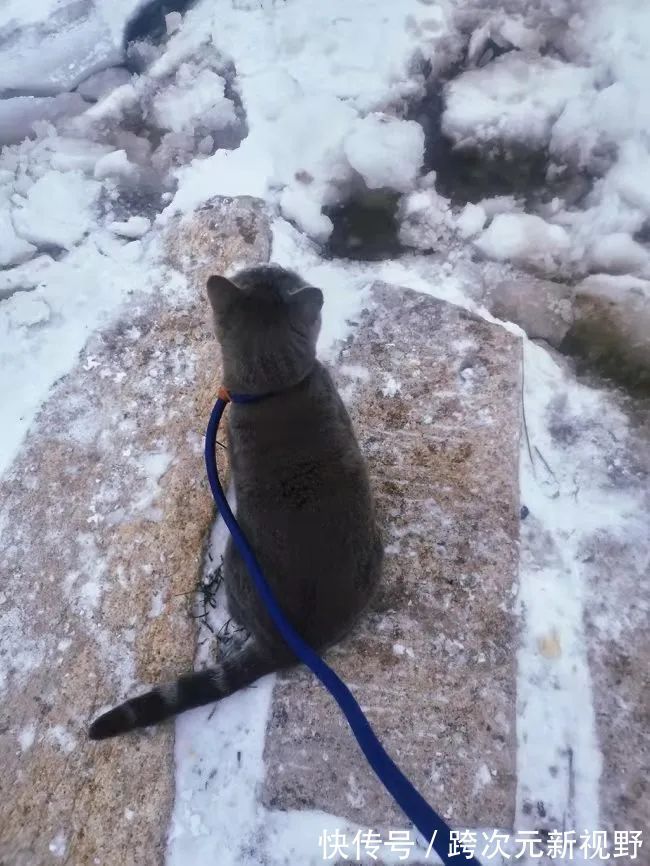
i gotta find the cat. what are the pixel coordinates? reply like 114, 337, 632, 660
89, 264, 383, 739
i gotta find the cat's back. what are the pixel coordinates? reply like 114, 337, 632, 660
229, 362, 371, 517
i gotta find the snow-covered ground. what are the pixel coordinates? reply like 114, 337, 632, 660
1, 0, 648, 863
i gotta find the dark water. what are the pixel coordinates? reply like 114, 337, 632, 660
123, 0, 197, 48
323, 190, 405, 262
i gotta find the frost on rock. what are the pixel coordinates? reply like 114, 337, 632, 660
12, 170, 101, 250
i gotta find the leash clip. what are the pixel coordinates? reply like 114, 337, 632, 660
217, 386, 232, 403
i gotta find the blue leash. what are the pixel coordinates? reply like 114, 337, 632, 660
205, 389, 480, 866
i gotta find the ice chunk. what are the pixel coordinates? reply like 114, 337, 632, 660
0, 94, 88, 147
606, 141, 650, 217
0, 255, 53, 300
0, 193, 36, 267
456, 203, 487, 239
76, 67, 132, 102
271, 96, 357, 191
12, 170, 101, 250
6, 293, 51, 327
443, 54, 594, 148
479, 196, 521, 217
280, 188, 333, 242
588, 233, 649, 276
151, 65, 237, 135
47, 138, 114, 174
165, 12, 182, 35
0, 0, 131, 94
344, 114, 424, 193
475, 213, 570, 270
399, 188, 455, 249
108, 216, 151, 239
551, 82, 634, 169
93, 150, 137, 181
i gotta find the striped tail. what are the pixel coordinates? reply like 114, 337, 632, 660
88, 642, 279, 740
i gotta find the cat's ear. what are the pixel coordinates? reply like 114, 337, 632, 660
206, 275, 239, 317
288, 286, 323, 327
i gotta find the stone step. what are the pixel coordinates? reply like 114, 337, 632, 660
0, 198, 271, 866
262, 283, 522, 833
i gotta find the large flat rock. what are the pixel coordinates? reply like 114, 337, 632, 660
0, 197, 270, 865
262, 283, 522, 830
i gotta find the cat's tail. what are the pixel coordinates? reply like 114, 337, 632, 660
88, 641, 284, 740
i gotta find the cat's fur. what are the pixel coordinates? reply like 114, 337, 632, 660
89, 265, 383, 739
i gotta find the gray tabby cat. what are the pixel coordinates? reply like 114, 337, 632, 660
89, 264, 383, 739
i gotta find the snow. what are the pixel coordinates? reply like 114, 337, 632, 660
0, 201, 36, 267
343, 114, 425, 193
455, 203, 487, 240
46, 724, 77, 754
0, 231, 170, 476
0, 254, 52, 300
0, 94, 88, 147
18, 722, 36, 752
109, 215, 151, 239
588, 232, 649, 276
0, 0, 142, 95
151, 65, 237, 135
12, 170, 101, 249
381, 375, 402, 398
0, 607, 44, 693
76, 67, 132, 102
131, 450, 173, 519
443, 54, 595, 149
5, 293, 51, 327
93, 149, 137, 181
475, 213, 571, 271
515, 338, 649, 835
0, 15, 120, 97
48, 831, 67, 858
159, 0, 459, 237
1, 0, 649, 860
399, 185, 456, 250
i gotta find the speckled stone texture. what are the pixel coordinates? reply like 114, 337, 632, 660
582, 400, 650, 840
262, 283, 522, 831
0, 197, 270, 866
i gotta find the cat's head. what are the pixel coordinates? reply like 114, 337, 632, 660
207, 264, 323, 394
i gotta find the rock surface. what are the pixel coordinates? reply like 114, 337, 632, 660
262, 283, 522, 831
0, 196, 271, 865
581, 397, 650, 838
486, 274, 573, 347
561, 274, 650, 393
